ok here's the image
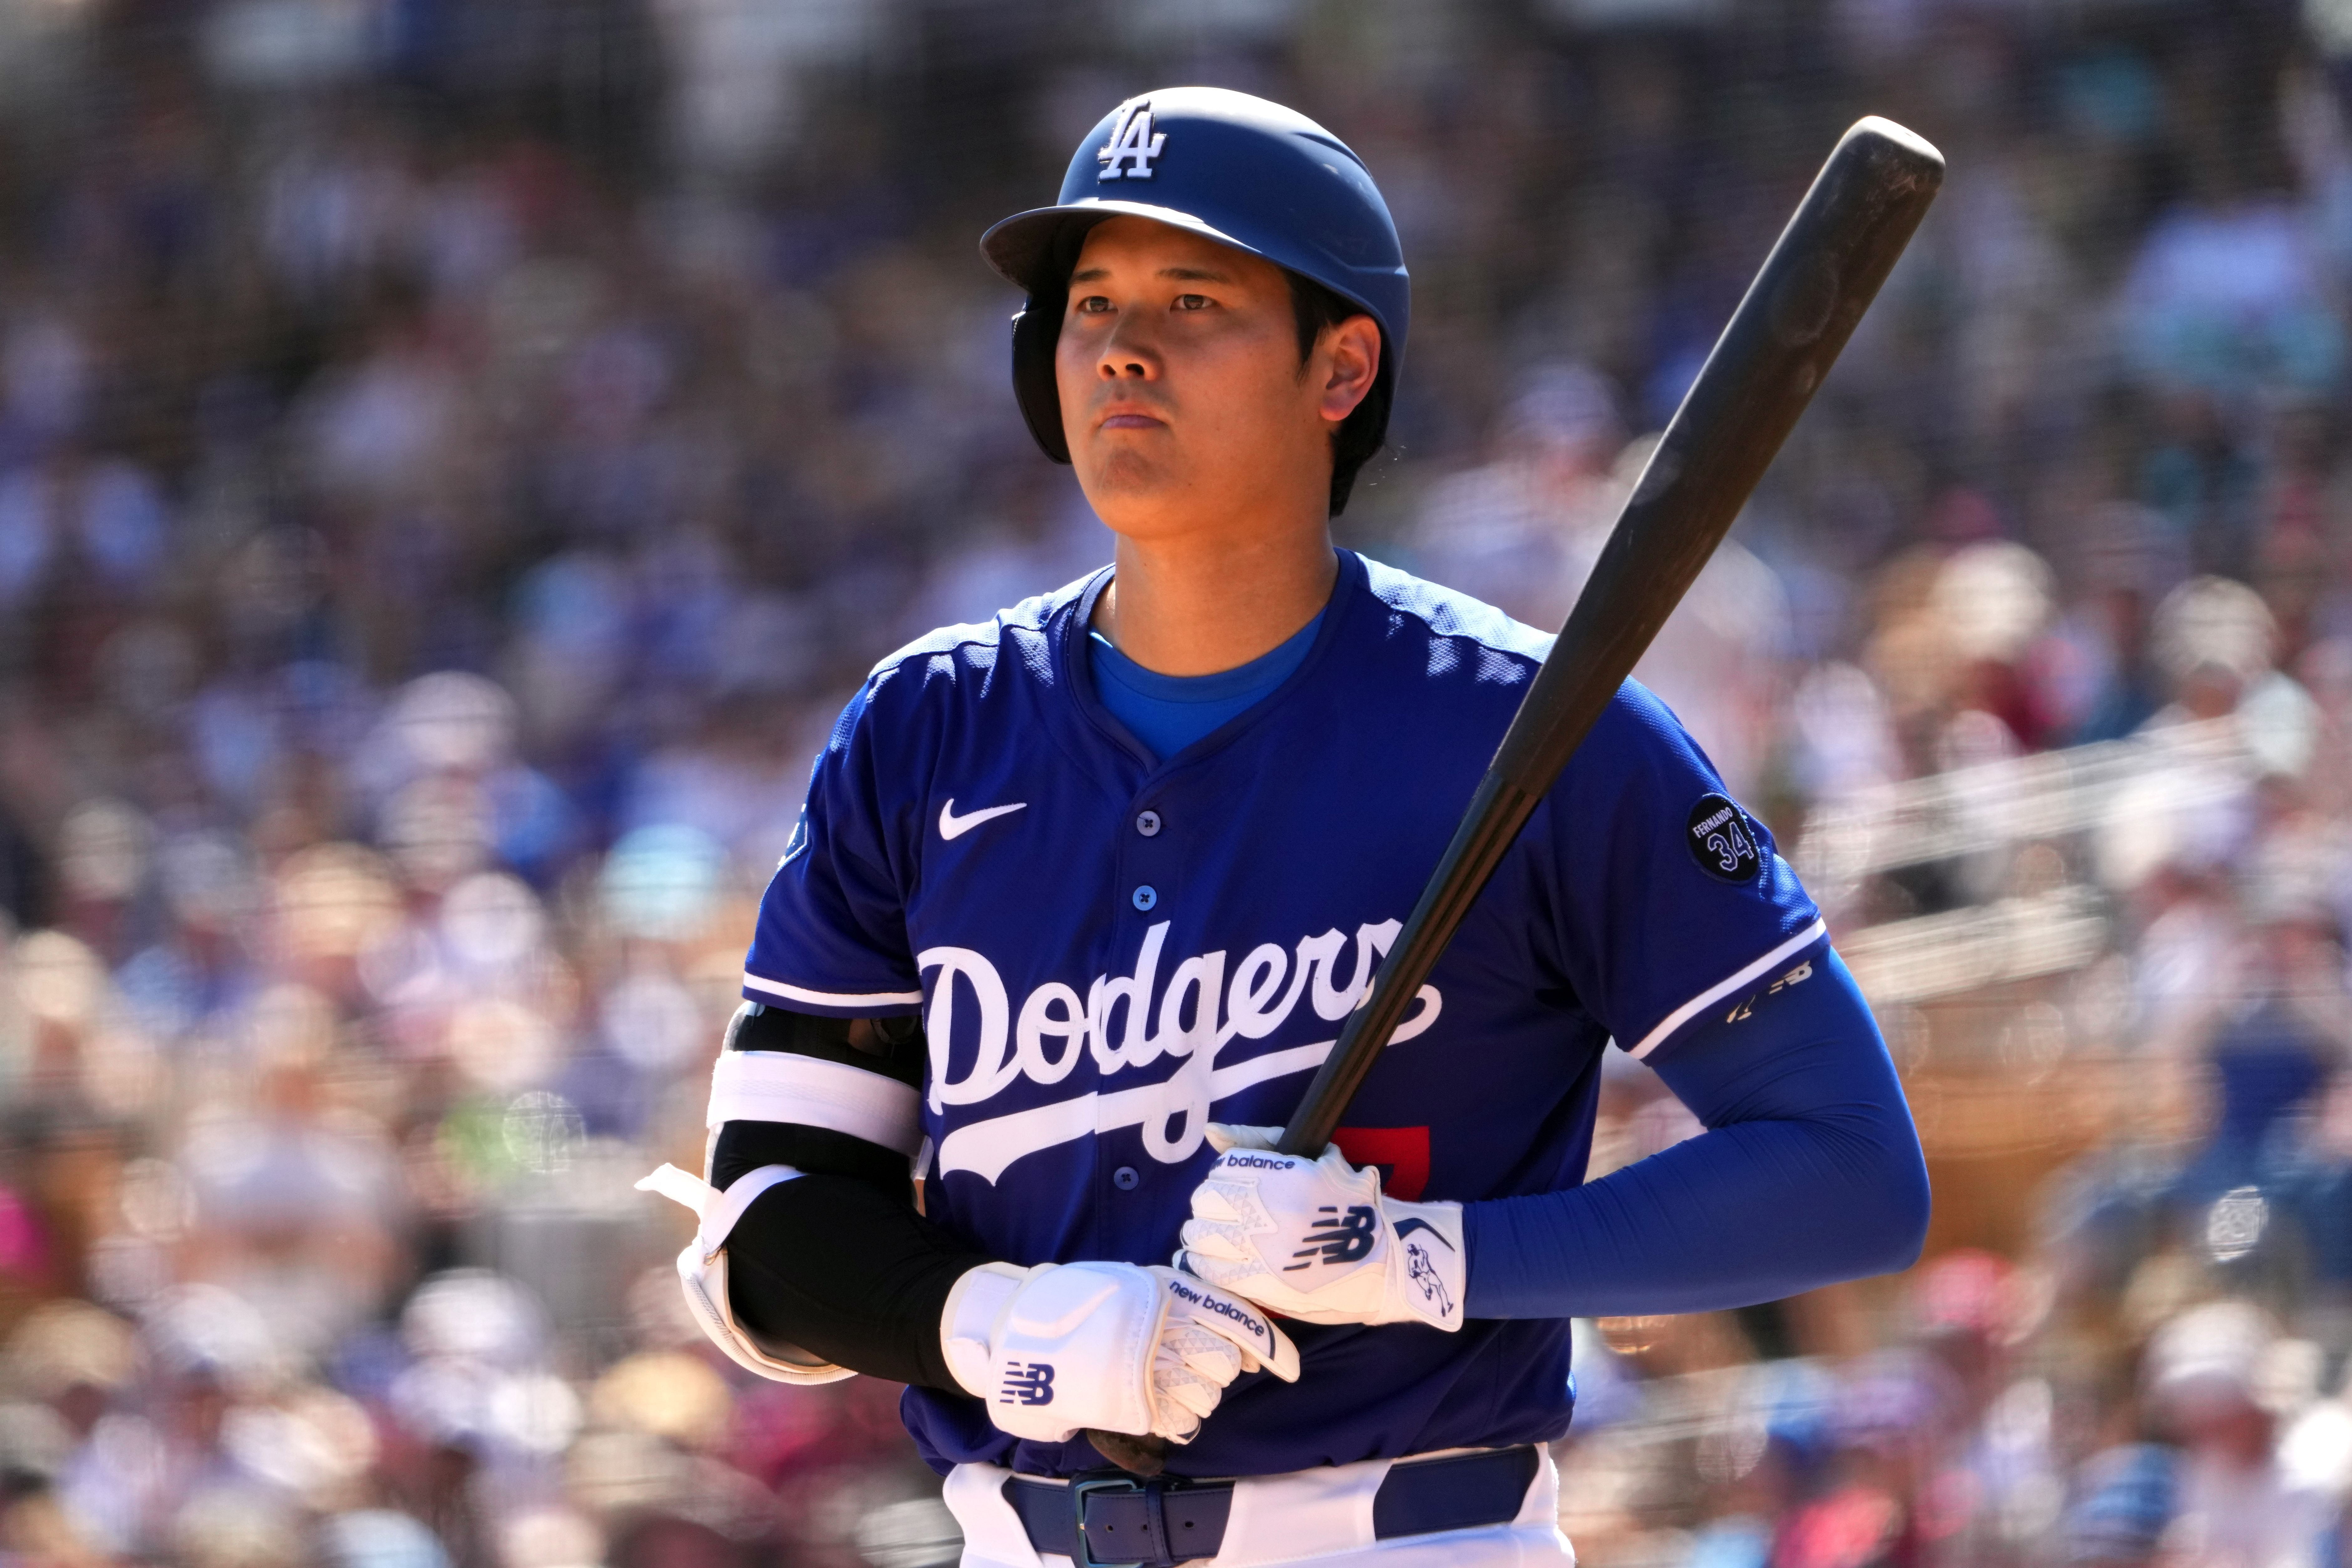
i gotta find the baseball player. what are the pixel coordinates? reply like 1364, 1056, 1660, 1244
638, 87, 1929, 1568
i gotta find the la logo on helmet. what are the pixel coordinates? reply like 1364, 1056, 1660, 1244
1098, 104, 1166, 180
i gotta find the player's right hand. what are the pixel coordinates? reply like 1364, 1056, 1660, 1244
938, 1260, 1300, 1445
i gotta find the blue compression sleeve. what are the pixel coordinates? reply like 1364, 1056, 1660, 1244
1462, 944, 1928, 1318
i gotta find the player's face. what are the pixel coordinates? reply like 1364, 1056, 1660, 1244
1057, 217, 1378, 542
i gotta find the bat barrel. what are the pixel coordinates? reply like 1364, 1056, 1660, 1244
1495, 118, 1942, 793
1273, 119, 1943, 1163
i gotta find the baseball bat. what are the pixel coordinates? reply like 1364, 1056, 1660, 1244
1274, 116, 1941, 1157
1088, 116, 1942, 1480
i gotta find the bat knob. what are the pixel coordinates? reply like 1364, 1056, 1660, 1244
1086, 1428, 1170, 1477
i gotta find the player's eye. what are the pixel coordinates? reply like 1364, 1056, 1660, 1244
1072, 295, 1113, 315
1172, 293, 1212, 311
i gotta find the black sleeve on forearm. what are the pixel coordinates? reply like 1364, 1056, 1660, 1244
726, 1172, 987, 1390
708, 1002, 986, 1390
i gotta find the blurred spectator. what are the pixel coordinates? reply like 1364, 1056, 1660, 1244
0, 3, 2346, 1565
2138, 1302, 2336, 1565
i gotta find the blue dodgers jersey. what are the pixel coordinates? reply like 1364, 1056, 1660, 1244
743, 550, 1824, 1478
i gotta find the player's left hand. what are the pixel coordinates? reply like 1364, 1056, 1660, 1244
1177, 1124, 1467, 1332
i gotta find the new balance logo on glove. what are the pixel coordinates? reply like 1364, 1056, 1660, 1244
1288, 1205, 1380, 1269
1000, 1361, 1056, 1406
1181, 1124, 1469, 1333
942, 1259, 1300, 1446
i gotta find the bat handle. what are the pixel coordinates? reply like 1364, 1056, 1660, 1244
1085, 1428, 1170, 1476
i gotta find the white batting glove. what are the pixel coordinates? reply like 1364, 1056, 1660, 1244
939, 1259, 1299, 1445
1178, 1123, 1468, 1332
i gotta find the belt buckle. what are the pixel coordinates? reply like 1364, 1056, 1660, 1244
1070, 1472, 1161, 1568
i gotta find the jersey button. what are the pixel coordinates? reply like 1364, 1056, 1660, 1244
1131, 884, 1158, 912
1135, 809, 1162, 837
1112, 1166, 1141, 1190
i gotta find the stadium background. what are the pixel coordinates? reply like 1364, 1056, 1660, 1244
0, 0, 2342, 1563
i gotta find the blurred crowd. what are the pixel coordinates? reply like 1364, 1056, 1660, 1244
0, 0, 2346, 1564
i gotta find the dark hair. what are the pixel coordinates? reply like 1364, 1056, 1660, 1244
1286, 270, 1390, 516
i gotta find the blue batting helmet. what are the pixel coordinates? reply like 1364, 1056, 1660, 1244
980, 86, 1409, 471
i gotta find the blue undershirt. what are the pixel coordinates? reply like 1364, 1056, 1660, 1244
1088, 606, 1925, 1321
1089, 610, 1324, 760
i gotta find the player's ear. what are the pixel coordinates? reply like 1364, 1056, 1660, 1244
1318, 315, 1381, 426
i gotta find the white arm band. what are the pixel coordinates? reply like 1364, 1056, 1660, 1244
707, 1050, 923, 1157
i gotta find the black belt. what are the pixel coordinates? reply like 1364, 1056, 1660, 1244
1003, 1445, 1539, 1568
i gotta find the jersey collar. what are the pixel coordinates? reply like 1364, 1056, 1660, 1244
1061, 548, 1363, 774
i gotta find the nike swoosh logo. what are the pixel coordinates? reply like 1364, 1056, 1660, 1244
1393, 1217, 1455, 1251
939, 799, 1028, 841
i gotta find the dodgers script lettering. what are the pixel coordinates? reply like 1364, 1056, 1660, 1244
919, 919, 1442, 1183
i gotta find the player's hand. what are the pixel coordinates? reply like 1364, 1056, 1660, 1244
939, 1259, 1299, 1445
1177, 1123, 1468, 1332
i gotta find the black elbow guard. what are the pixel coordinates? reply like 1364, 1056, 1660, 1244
707, 1002, 927, 1197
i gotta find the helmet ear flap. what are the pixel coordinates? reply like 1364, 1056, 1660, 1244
1010, 291, 1069, 464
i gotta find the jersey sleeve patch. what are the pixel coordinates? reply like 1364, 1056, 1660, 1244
1685, 793, 1763, 884
1532, 681, 1823, 1056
